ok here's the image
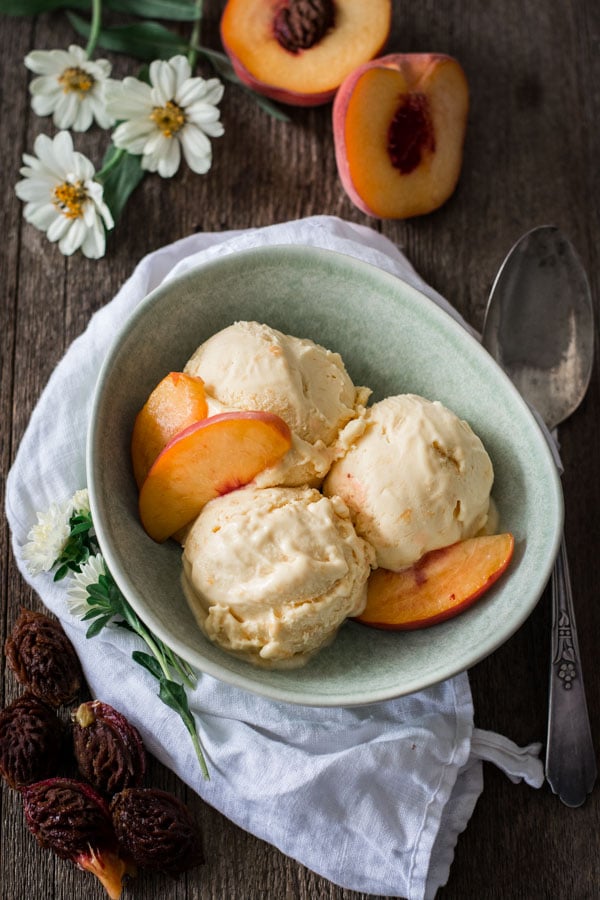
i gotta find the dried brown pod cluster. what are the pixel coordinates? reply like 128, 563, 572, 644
1, 607, 204, 898
22, 777, 133, 900
0, 694, 64, 789
111, 787, 205, 874
5, 607, 83, 707
72, 700, 147, 795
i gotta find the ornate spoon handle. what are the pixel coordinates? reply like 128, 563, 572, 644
545, 536, 597, 806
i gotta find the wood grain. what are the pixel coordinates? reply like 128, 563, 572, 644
1, 2, 599, 898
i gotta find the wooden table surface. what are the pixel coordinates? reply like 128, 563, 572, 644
1, 2, 599, 898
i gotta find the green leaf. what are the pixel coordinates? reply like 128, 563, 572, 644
86, 614, 113, 637
67, 13, 189, 60
132, 650, 164, 680
98, 146, 145, 224
0, 0, 89, 15
196, 47, 291, 123
53, 563, 70, 582
104, 0, 200, 20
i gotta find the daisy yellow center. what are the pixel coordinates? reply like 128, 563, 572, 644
52, 181, 87, 219
59, 66, 95, 95
150, 101, 186, 138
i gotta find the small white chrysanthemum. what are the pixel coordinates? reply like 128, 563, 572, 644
67, 553, 107, 618
25, 44, 114, 132
106, 55, 224, 178
15, 131, 114, 259
22, 501, 71, 576
69, 488, 90, 516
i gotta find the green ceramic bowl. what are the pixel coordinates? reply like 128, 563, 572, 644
87, 245, 563, 706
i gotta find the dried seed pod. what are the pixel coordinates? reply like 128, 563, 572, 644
111, 787, 204, 875
22, 777, 133, 899
0, 694, 63, 790
5, 608, 83, 708
72, 701, 147, 795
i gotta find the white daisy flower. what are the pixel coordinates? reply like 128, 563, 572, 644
22, 501, 72, 576
15, 131, 114, 259
67, 553, 107, 618
106, 55, 224, 178
69, 488, 90, 516
25, 44, 114, 132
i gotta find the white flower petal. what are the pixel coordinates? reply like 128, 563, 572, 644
158, 136, 181, 177
149, 59, 175, 105
180, 124, 212, 172
169, 55, 192, 91
112, 117, 155, 155
81, 218, 106, 259
25, 48, 74, 75
106, 77, 153, 118
67, 44, 88, 63
72, 99, 94, 132
29, 75, 62, 97
24, 203, 58, 230
176, 77, 224, 109
53, 92, 79, 129
47, 215, 72, 242
67, 553, 107, 617
59, 217, 86, 255
22, 502, 71, 576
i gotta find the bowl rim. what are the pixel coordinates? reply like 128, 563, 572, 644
87, 243, 564, 706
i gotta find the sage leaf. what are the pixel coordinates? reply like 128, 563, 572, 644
132, 650, 164, 680
196, 47, 291, 122
99, 146, 145, 224
0, 0, 89, 15
67, 13, 189, 60
104, 0, 200, 20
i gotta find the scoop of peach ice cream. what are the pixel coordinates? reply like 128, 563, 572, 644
184, 321, 369, 487
181, 485, 374, 668
323, 394, 494, 571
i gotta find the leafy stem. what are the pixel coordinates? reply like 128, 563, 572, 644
95, 145, 126, 182
53, 503, 209, 778
85, 0, 103, 58
187, 0, 203, 70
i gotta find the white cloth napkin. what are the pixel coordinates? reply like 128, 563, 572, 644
5, 216, 544, 900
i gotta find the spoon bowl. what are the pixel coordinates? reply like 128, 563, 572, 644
482, 226, 594, 430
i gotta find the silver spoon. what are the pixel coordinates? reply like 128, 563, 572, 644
482, 225, 596, 807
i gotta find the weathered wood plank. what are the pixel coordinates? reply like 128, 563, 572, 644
2, 1, 599, 898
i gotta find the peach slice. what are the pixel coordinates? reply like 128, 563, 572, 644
139, 411, 292, 542
355, 533, 514, 630
333, 53, 469, 218
131, 372, 208, 488
220, 0, 392, 106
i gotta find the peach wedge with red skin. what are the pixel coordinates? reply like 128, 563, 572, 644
131, 372, 208, 488
220, 0, 392, 107
139, 411, 292, 542
355, 533, 515, 630
333, 53, 469, 218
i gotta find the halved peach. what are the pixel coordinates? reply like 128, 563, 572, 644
355, 533, 514, 630
333, 53, 469, 218
139, 411, 292, 542
220, 0, 392, 106
131, 372, 208, 488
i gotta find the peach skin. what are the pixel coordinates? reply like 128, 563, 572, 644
355, 533, 514, 630
333, 53, 469, 218
138, 410, 292, 542
220, 0, 392, 106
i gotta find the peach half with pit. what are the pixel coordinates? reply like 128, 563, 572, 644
138, 411, 292, 542
220, 0, 392, 106
333, 53, 469, 218
131, 372, 208, 488
355, 533, 515, 630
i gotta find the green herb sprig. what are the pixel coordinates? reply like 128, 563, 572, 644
55, 505, 209, 779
